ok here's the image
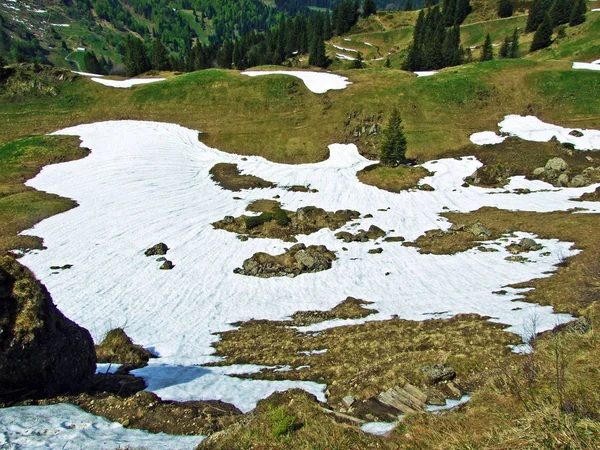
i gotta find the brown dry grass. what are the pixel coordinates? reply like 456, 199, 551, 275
357, 164, 430, 192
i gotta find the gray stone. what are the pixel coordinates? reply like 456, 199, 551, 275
557, 173, 569, 186
545, 157, 568, 172
223, 216, 235, 225
289, 243, 307, 253
532, 167, 546, 176
519, 238, 537, 250
343, 395, 356, 407
569, 175, 589, 188
418, 183, 435, 191
470, 221, 491, 238
295, 250, 316, 270
368, 248, 383, 254
421, 364, 456, 384
569, 129, 584, 137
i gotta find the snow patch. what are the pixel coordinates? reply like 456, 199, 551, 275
91, 77, 166, 88
470, 131, 507, 145
573, 61, 600, 72
0, 403, 204, 449
332, 44, 358, 53
73, 71, 105, 77
242, 70, 351, 94
336, 52, 357, 61
361, 421, 397, 435
414, 71, 439, 77
471, 115, 600, 150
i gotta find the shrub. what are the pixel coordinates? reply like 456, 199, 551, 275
272, 208, 290, 227
269, 406, 298, 437
245, 212, 273, 229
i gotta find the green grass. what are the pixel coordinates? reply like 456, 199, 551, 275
0, 136, 88, 253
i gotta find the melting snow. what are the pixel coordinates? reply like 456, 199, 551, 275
91, 77, 166, 88
242, 70, 351, 94
573, 61, 600, 72
332, 44, 358, 53
473, 115, 600, 150
336, 53, 357, 61
73, 71, 105, 77
0, 404, 205, 449
414, 71, 439, 77
8, 116, 600, 431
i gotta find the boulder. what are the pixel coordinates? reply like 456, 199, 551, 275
295, 250, 316, 270
0, 257, 96, 401
418, 183, 435, 191
532, 167, 546, 177
144, 243, 169, 257
159, 260, 174, 270
545, 158, 568, 172
222, 216, 235, 225
557, 173, 569, 186
518, 238, 538, 251
569, 130, 584, 138
569, 175, 589, 188
368, 248, 383, 254
470, 221, 491, 238
421, 364, 456, 384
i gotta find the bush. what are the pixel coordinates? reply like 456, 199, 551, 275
269, 406, 298, 437
272, 208, 290, 227
245, 212, 273, 229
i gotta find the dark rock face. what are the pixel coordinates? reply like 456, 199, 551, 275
144, 243, 169, 256
0, 256, 96, 402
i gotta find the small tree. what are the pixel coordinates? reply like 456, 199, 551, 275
405, 0, 414, 11
385, 57, 391, 68
480, 33, 494, 61
379, 108, 407, 167
498, 0, 514, 18
351, 51, 364, 68
569, 0, 587, 26
509, 28, 520, 58
499, 36, 511, 58
362, 0, 377, 18
151, 38, 170, 71
530, 13, 553, 52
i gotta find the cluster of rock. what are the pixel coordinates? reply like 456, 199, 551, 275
234, 244, 336, 278
506, 237, 543, 254
335, 225, 386, 243
214, 206, 360, 242
532, 157, 600, 187
144, 243, 173, 270
0, 256, 96, 402
448, 221, 492, 238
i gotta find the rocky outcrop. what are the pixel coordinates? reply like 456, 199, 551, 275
234, 244, 336, 278
95, 328, 156, 368
0, 256, 96, 402
421, 364, 456, 384
214, 206, 360, 242
506, 237, 543, 254
335, 225, 386, 243
532, 158, 600, 187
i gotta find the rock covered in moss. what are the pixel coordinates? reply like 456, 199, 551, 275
144, 243, 169, 256
0, 256, 96, 402
95, 328, 156, 368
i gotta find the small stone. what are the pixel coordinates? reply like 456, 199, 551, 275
518, 237, 537, 250
470, 221, 491, 238
557, 173, 569, 186
160, 260, 174, 270
569, 130, 584, 137
368, 248, 383, 254
156, 257, 166, 262
569, 175, 588, 188
532, 167, 546, 176
418, 183, 435, 191
343, 395, 355, 407
364, 214, 373, 218
223, 216, 235, 225
144, 243, 168, 257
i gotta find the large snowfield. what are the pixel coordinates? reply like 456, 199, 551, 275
4, 115, 600, 447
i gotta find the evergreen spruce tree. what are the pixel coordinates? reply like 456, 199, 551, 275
454, 0, 472, 25
379, 108, 407, 167
550, 0, 571, 27
480, 33, 494, 61
498, 0, 514, 18
509, 28, 520, 57
530, 13, 553, 51
569, 0, 587, 26
362, 0, 377, 18
84, 51, 102, 74
499, 36, 510, 58
308, 36, 328, 68
526, 0, 553, 33
351, 51, 364, 68
151, 38, 170, 71
124, 37, 150, 77
405, 0, 414, 11
385, 56, 391, 67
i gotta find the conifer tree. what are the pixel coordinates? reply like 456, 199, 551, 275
499, 36, 510, 58
526, 0, 553, 33
362, 0, 377, 18
84, 51, 102, 74
151, 38, 170, 71
480, 33, 494, 61
351, 51, 364, 68
308, 36, 328, 68
509, 28, 520, 57
550, 0, 572, 27
454, 0, 472, 25
124, 37, 150, 77
569, 0, 587, 26
385, 57, 391, 67
379, 108, 407, 167
498, 0, 514, 18
405, 0, 414, 11
530, 13, 553, 51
